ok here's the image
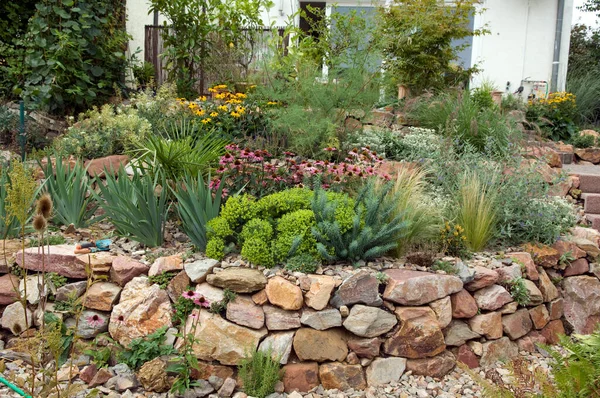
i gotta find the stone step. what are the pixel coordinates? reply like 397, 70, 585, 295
582, 193, 600, 214
577, 174, 600, 194
585, 213, 600, 232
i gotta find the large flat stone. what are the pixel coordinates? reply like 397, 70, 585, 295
330, 271, 382, 308
293, 328, 348, 362
206, 268, 267, 293
383, 308, 445, 358
15, 245, 85, 278
342, 305, 397, 338
383, 269, 462, 306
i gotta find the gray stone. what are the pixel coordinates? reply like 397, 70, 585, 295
330, 271, 382, 308
443, 320, 480, 347
258, 331, 295, 364
65, 310, 109, 339
342, 305, 397, 338
365, 357, 407, 387
264, 305, 301, 330
56, 281, 87, 302
1, 301, 32, 335
185, 259, 219, 283
300, 309, 342, 330
454, 261, 475, 283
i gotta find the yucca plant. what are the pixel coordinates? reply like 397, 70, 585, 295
130, 119, 227, 181
172, 173, 224, 251
41, 157, 102, 228
455, 169, 498, 252
94, 167, 169, 247
382, 166, 442, 255
311, 179, 408, 265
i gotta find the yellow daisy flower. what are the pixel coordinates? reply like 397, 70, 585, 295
210, 112, 219, 117
201, 118, 211, 124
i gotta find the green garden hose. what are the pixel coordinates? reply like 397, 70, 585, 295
0, 375, 32, 398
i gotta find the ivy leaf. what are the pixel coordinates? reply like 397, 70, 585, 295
90, 66, 104, 77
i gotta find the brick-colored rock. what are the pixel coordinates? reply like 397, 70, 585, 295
473, 284, 513, 311
187, 310, 267, 365
206, 268, 267, 293
524, 243, 560, 268
319, 363, 366, 391
429, 296, 452, 328
405, 351, 456, 378
464, 266, 499, 291
85, 155, 129, 177
366, 358, 406, 387
293, 328, 347, 362
109, 277, 172, 347
576, 147, 600, 163
529, 305, 550, 330
383, 269, 462, 306
83, 282, 121, 312
304, 275, 335, 311
0, 274, 19, 305
443, 320, 481, 346
226, 295, 264, 329
517, 331, 546, 353
166, 271, 190, 303
110, 256, 148, 286
450, 289, 478, 318
563, 258, 589, 277
300, 309, 342, 330
541, 320, 566, 344
265, 276, 303, 311
468, 312, 502, 340
547, 298, 564, 320
480, 337, 519, 367
283, 362, 319, 393
571, 236, 600, 257
191, 362, 234, 381
552, 240, 587, 261
330, 271, 382, 308
342, 305, 397, 338
263, 305, 301, 330
89, 368, 114, 388
347, 337, 381, 359
383, 308, 445, 358
499, 301, 519, 314
502, 309, 533, 340
456, 344, 479, 369
509, 252, 539, 280
16, 244, 85, 278
496, 265, 522, 283
537, 267, 559, 303
563, 275, 600, 334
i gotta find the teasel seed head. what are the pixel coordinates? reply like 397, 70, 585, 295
36, 194, 53, 219
33, 214, 47, 232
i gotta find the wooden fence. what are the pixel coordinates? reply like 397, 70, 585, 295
144, 26, 289, 93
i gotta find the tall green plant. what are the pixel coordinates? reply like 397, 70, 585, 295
455, 170, 498, 252
0, 167, 25, 239
172, 173, 224, 251
238, 349, 282, 398
379, 0, 487, 93
311, 180, 407, 264
94, 168, 169, 247
41, 157, 102, 228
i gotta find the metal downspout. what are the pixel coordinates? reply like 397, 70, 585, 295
551, 0, 566, 92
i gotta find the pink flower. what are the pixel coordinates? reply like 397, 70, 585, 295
225, 144, 239, 151
324, 147, 337, 152
189, 312, 199, 320
87, 314, 104, 328
194, 295, 211, 308
182, 290, 200, 300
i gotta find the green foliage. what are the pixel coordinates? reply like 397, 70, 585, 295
379, 0, 487, 93
386, 166, 442, 254
256, 9, 382, 157
0, 166, 25, 238
238, 349, 282, 398
527, 92, 578, 142
567, 68, 600, 126
273, 209, 318, 263
173, 173, 224, 251
132, 61, 156, 88
255, 188, 313, 220
375, 271, 389, 284
207, 218, 234, 240
504, 277, 530, 306
440, 221, 470, 258
45, 272, 67, 289
501, 94, 526, 113
240, 218, 273, 243
409, 91, 518, 157
544, 330, 600, 397
571, 133, 596, 149
312, 180, 407, 264
54, 104, 151, 159
431, 260, 457, 274
241, 238, 274, 267
172, 295, 197, 326
41, 157, 102, 228
471, 83, 497, 111
53, 291, 83, 315
285, 253, 320, 274
28, 235, 66, 247
220, 195, 258, 230
209, 288, 237, 314
206, 238, 226, 260
44, 312, 73, 366
117, 326, 176, 370
148, 271, 179, 289
131, 120, 227, 180
455, 170, 498, 252
95, 168, 169, 247
20, 0, 130, 115
84, 336, 113, 368
148, 0, 271, 97
5, 159, 38, 231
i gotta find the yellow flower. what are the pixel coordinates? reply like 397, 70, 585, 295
230, 112, 241, 118
201, 118, 211, 124
215, 93, 226, 100
235, 93, 247, 99
210, 112, 218, 117
188, 103, 198, 110
229, 42, 234, 48
267, 101, 278, 105
218, 105, 228, 111
197, 96, 207, 101
208, 88, 217, 93
235, 106, 245, 114
195, 109, 205, 116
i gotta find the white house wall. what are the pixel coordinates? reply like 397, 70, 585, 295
470, 0, 574, 93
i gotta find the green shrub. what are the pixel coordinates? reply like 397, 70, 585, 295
571, 133, 596, 149
240, 218, 273, 243
0, 166, 26, 238
273, 209, 318, 262
526, 92, 578, 142
117, 326, 176, 370
206, 217, 234, 240
54, 104, 151, 159
431, 260, 457, 274
241, 238, 274, 267
567, 69, 600, 125
440, 221, 470, 258
148, 271, 178, 289
238, 349, 282, 398
504, 277, 530, 306
206, 237, 226, 260
471, 85, 496, 111
94, 167, 169, 247
312, 180, 408, 264
286, 253, 320, 274
41, 157, 102, 228
220, 195, 258, 230
173, 173, 224, 251
255, 188, 313, 220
